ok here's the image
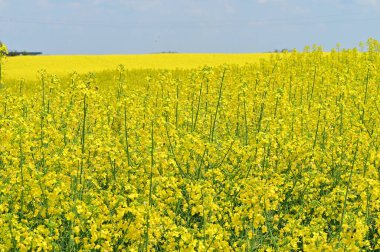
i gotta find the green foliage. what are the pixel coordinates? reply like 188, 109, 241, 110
0, 42, 8, 85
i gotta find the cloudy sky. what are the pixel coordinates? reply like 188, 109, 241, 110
0, 0, 379, 54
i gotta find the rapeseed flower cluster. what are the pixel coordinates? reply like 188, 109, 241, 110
1, 39, 380, 251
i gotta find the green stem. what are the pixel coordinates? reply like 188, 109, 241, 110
79, 93, 87, 199
124, 101, 131, 166
193, 81, 203, 132
340, 140, 359, 235
210, 69, 226, 142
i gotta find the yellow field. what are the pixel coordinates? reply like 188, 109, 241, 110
1, 42, 380, 251
3, 53, 271, 81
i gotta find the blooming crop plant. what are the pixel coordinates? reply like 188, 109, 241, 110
0, 39, 380, 251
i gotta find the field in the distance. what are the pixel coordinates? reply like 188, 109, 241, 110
3, 53, 271, 81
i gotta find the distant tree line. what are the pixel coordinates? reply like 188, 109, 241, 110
158, 51, 178, 54
0, 41, 42, 56
7, 51, 42, 56
272, 48, 290, 53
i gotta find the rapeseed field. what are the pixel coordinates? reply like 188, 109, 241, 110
3, 53, 271, 81
0, 40, 380, 251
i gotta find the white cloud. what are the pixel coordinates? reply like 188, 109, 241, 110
223, 0, 236, 14
66, 2, 82, 9
37, 0, 52, 8
257, 0, 284, 4
0, 0, 7, 9
34, 0, 85, 10
354, 0, 380, 11
116, 0, 163, 11
355, 0, 380, 6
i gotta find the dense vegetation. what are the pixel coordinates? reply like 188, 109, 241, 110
1, 40, 380, 251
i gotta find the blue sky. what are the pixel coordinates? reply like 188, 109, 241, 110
0, 0, 379, 54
